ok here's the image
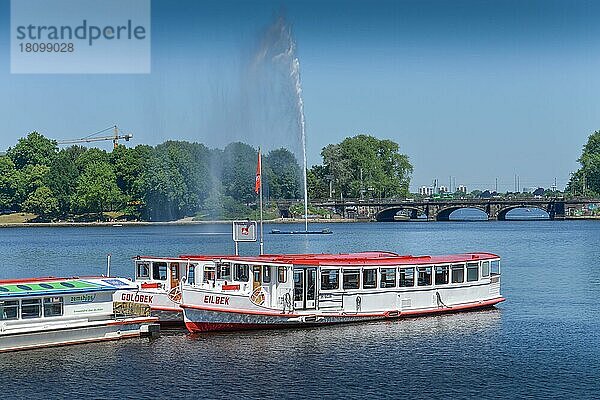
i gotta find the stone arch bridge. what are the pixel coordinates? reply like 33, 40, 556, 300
277, 198, 599, 221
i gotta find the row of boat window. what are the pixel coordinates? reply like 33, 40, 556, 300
320, 261, 498, 291
0, 297, 63, 321
199, 264, 288, 285
136, 261, 291, 285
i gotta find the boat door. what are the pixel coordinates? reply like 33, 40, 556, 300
252, 266, 262, 291
293, 268, 317, 310
170, 263, 179, 289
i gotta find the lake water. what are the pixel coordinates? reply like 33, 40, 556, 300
1, 221, 599, 399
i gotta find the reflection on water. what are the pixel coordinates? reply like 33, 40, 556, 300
1, 222, 599, 399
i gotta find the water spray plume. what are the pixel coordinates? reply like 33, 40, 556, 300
251, 16, 309, 229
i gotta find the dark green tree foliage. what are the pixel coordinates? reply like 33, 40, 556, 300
221, 142, 258, 205
47, 146, 87, 216
72, 161, 123, 215
0, 157, 19, 210
4, 131, 413, 221
307, 164, 329, 199
138, 149, 187, 221
318, 135, 412, 199
6, 131, 58, 169
264, 148, 301, 200
23, 186, 59, 221
16, 164, 51, 205
111, 144, 151, 197
138, 141, 212, 221
569, 131, 600, 195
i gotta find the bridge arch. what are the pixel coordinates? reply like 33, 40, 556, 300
435, 206, 488, 221
496, 205, 550, 221
375, 207, 423, 222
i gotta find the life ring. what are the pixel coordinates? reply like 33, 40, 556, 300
250, 286, 266, 306
168, 286, 182, 303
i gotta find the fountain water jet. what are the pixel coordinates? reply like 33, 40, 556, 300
251, 16, 310, 230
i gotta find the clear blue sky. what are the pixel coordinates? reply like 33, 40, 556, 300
1, 0, 599, 191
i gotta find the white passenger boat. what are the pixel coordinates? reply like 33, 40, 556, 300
179, 252, 504, 332
0, 276, 159, 352
114, 255, 223, 325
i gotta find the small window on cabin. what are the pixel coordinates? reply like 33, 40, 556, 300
451, 264, 464, 283
234, 264, 250, 282
217, 263, 232, 281
187, 265, 196, 284
467, 263, 479, 282
43, 297, 63, 317
152, 262, 168, 281
294, 271, 302, 301
481, 261, 490, 277
380, 268, 397, 288
137, 263, 150, 278
417, 267, 432, 286
399, 267, 414, 287
262, 266, 272, 283
434, 265, 449, 285
203, 265, 215, 283
363, 269, 377, 289
278, 266, 287, 283
21, 298, 42, 319
491, 260, 500, 275
321, 269, 339, 290
0, 300, 19, 320
170, 264, 179, 279
343, 269, 360, 290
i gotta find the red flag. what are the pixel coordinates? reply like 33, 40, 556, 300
255, 149, 262, 194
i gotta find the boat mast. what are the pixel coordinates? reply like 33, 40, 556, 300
258, 148, 264, 255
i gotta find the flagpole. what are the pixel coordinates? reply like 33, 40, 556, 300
258, 148, 264, 255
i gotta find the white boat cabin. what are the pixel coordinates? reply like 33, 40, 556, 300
182, 252, 501, 314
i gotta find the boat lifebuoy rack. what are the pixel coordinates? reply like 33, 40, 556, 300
250, 286, 266, 306
168, 286, 182, 304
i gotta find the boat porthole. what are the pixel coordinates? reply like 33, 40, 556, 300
60, 282, 75, 288
17, 285, 32, 290
40, 283, 54, 289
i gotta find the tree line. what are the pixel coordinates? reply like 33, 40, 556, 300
569, 130, 600, 196
0, 132, 413, 221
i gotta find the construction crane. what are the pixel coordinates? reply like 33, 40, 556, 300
56, 125, 133, 149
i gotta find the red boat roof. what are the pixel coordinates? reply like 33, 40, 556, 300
137, 252, 500, 267
223, 252, 500, 266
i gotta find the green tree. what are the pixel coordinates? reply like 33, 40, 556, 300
23, 186, 59, 221
154, 141, 212, 214
72, 162, 124, 216
111, 144, 152, 198
7, 131, 57, 169
15, 164, 51, 207
0, 156, 20, 210
307, 165, 329, 199
75, 148, 110, 172
264, 148, 301, 199
47, 146, 86, 216
321, 135, 412, 199
221, 142, 258, 205
138, 150, 187, 221
568, 131, 600, 196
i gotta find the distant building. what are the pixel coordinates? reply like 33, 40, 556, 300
419, 186, 434, 196
456, 185, 467, 194
439, 186, 448, 193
